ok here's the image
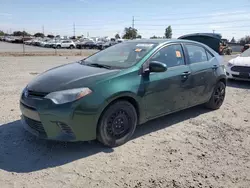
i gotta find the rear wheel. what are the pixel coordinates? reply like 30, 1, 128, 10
97, 101, 137, 147
205, 81, 226, 110
56, 45, 61, 49
69, 45, 74, 49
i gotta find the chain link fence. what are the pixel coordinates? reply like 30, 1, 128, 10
0, 39, 98, 57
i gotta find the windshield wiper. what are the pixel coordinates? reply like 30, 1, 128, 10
86, 63, 112, 69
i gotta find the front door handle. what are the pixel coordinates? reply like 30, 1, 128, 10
182, 71, 191, 76
212, 65, 219, 70
181, 71, 191, 81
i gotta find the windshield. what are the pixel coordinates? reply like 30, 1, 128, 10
83, 42, 157, 68
241, 48, 250, 57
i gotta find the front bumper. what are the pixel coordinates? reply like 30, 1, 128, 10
225, 66, 250, 81
20, 98, 100, 142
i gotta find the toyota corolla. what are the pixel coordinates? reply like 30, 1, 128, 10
20, 39, 226, 147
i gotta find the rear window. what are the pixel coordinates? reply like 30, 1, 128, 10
181, 36, 220, 52
206, 50, 214, 60
185, 44, 208, 64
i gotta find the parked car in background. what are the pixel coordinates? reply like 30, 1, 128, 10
53, 40, 76, 49
76, 41, 97, 49
96, 41, 105, 50
20, 39, 226, 147
5, 37, 16, 43
47, 40, 59, 48
226, 48, 250, 81
101, 40, 118, 49
43, 40, 53, 48
24, 40, 34, 45
39, 40, 50, 47
241, 44, 250, 53
52, 41, 62, 49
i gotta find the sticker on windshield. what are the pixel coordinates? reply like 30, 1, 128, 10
176, 50, 181, 57
135, 48, 142, 52
136, 44, 154, 47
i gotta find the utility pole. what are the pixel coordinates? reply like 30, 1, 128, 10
73, 23, 76, 37
132, 16, 135, 40
22, 28, 25, 54
132, 16, 135, 29
213, 30, 215, 34
42, 25, 44, 36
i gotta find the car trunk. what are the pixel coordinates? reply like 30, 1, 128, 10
178, 33, 221, 54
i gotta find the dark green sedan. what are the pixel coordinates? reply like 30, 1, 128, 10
20, 39, 226, 147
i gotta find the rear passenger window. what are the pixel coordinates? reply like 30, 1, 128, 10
185, 44, 208, 64
206, 51, 214, 60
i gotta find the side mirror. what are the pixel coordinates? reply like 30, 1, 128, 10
147, 61, 167, 73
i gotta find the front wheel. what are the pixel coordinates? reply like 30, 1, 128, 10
205, 81, 226, 110
97, 101, 137, 147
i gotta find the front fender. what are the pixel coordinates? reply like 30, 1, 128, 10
105, 91, 141, 104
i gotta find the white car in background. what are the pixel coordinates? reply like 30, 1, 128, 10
226, 48, 250, 81
24, 39, 34, 45
53, 40, 76, 49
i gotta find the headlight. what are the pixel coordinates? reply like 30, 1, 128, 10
45, 88, 92, 104
227, 62, 234, 67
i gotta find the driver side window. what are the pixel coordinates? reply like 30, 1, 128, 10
151, 44, 185, 68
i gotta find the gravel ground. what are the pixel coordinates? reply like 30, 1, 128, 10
0, 56, 250, 188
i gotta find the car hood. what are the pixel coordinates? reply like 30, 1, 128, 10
27, 62, 120, 93
230, 56, 250, 66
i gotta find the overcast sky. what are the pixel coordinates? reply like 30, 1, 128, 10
1, 0, 250, 40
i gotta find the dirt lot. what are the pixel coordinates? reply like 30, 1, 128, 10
0, 56, 250, 188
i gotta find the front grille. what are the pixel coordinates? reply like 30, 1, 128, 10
28, 90, 48, 98
231, 66, 250, 73
23, 116, 46, 135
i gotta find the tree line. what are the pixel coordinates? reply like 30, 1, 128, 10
118, 25, 172, 39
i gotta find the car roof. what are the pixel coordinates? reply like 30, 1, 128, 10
124, 38, 209, 46
125, 39, 172, 44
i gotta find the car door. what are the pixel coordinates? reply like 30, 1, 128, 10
61, 41, 66, 48
183, 43, 217, 105
141, 43, 193, 119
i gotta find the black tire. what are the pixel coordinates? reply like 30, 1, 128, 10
69, 45, 74, 49
56, 45, 61, 49
222, 50, 226, 55
205, 81, 226, 110
97, 100, 137, 147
